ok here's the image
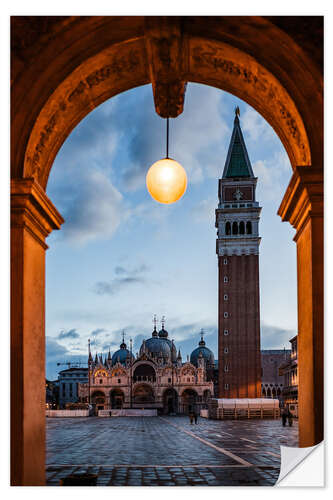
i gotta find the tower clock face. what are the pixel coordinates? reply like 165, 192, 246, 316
223, 186, 253, 202
233, 188, 244, 201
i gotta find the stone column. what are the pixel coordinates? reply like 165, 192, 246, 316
278, 167, 323, 448
11, 178, 64, 485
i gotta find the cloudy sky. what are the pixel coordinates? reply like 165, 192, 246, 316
45, 83, 297, 379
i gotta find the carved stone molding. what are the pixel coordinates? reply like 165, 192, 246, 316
188, 38, 311, 167
23, 39, 148, 186
144, 17, 187, 117
11, 178, 64, 248
278, 166, 323, 240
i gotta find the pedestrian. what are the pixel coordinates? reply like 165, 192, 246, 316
193, 406, 198, 424
281, 407, 288, 427
288, 410, 293, 427
189, 411, 194, 424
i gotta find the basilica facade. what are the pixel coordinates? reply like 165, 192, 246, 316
78, 321, 214, 414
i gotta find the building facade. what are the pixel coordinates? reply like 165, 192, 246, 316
215, 108, 262, 398
58, 367, 88, 408
261, 349, 290, 401
279, 336, 298, 413
45, 379, 59, 409
78, 324, 214, 415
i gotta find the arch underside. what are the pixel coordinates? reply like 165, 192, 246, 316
22, 36, 312, 189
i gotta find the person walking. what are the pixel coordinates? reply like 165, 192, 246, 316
281, 407, 288, 427
193, 405, 199, 424
287, 410, 293, 427
189, 410, 194, 424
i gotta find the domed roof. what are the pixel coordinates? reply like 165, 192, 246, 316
190, 332, 214, 367
112, 340, 134, 365
141, 336, 171, 357
160, 337, 177, 362
158, 327, 168, 338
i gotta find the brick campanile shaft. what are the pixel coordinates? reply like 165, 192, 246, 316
215, 108, 262, 398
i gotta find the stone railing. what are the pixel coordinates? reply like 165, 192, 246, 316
46, 409, 90, 417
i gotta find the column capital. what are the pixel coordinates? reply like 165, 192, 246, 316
278, 166, 323, 240
11, 178, 64, 248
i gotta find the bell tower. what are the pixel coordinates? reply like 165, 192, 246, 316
215, 107, 262, 398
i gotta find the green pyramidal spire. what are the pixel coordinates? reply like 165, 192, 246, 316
222, 107, 254, 179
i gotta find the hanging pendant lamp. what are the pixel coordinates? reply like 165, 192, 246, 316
146, 117, 187, 204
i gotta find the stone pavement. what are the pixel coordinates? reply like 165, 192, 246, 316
46, 415, 298, 486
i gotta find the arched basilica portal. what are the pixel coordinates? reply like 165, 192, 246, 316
11, 16, 323, 485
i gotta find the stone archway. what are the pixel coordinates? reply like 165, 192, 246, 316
163, 388, 178, 414
133, 384, 155, 406
11, 16, 323, 485
110, 389, 125, 409
91, 390, 106, 411
181, 389, 198, 415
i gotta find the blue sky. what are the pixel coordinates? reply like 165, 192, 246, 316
45, 83, 297, 380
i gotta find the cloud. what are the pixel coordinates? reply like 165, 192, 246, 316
253, 151, 291, 202
114, 266, 126, 275
261, 324, 296, 350
57, 328, 80, 340
241, 107, 276, 143
46, 336, 86, 379
93, 263, 149, 296
192, 198, 217, 224
57, 169, 130, 245
94, 277, 145, 295
46, 336, 70, 359
91, 328, 106, 336
133, 334, 145, 352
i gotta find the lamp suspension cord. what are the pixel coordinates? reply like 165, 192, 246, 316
166, 117, 169, 159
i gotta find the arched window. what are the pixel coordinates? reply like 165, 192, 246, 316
239, 221, 245, 234
262, 387, 266, 397
267, 387, 271, 398
246, 221, 252, 234
232, 221, 238, 235
225, 222, 231, 235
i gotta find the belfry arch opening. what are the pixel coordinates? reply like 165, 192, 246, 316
11, 17, 323, 486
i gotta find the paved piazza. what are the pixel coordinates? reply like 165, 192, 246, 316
46, 416, 298, 486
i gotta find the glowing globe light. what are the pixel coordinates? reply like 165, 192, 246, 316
146, 158, 187, 204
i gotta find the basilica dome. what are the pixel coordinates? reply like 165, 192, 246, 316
112, 340, 134, 365
190, 335, 214, 367
140, 326, 171, 358
158, 327, 168, 338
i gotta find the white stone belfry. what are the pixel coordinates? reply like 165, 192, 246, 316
215, 111, 262, 257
